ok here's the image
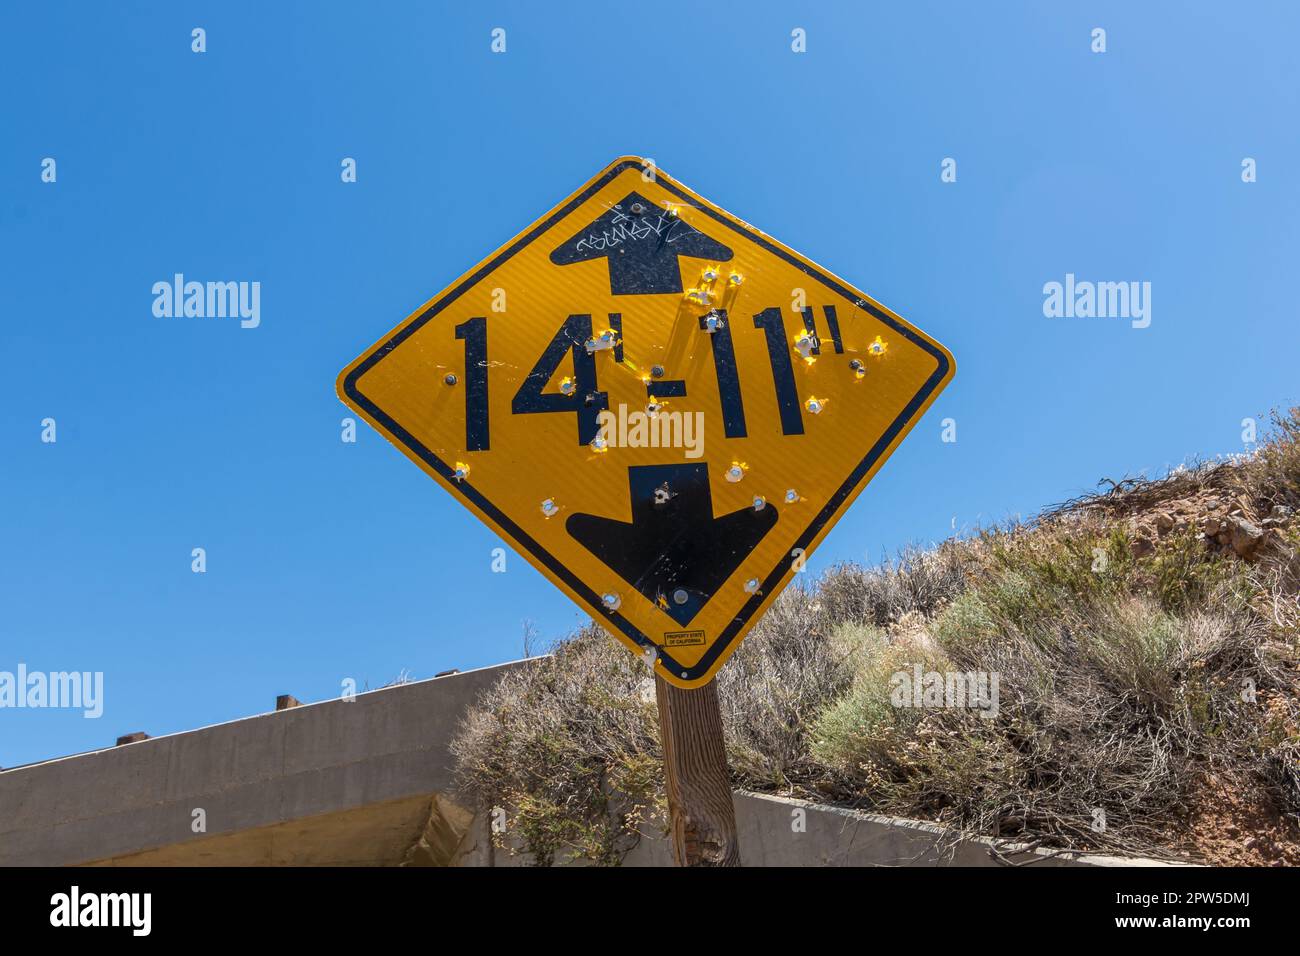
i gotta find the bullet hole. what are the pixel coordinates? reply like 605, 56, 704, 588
725, 462, 747, 482
541, 498, 558, 518
753, 496, 766, 511
744, 578, 760, 593
585, 329, 618, 354
453, 462, 470, 481
685, 289, 716, 315
602, 592, 621, 610
805, 396, 827, 414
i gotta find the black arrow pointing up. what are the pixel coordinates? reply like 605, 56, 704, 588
566, 463, 777, 626
549, 191, 733, 295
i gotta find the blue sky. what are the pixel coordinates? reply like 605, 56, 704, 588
3, 1, 1298, 768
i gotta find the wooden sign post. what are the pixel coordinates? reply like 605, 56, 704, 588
655, 675, 740, 867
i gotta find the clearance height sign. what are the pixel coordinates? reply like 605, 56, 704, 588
338, 157, 954, 688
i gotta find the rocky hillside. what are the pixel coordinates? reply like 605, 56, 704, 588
451, 411, 1300, 866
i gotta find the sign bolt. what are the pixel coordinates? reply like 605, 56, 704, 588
672, 589, 689, 605
850, 358, 866, 379
650, 365, 665, 379
444, 373, 458, 386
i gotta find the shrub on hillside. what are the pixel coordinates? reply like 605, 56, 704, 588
451, 411, 1300, 864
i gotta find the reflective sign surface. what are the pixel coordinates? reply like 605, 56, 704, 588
338, 157, 954, 687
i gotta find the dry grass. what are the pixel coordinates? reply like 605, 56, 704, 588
449, 626, 663, 865
452, 410, 1300, 864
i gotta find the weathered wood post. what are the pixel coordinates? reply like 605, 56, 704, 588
655, 674, 741, 866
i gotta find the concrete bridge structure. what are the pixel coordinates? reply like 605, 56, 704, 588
0, 658, 1170, 867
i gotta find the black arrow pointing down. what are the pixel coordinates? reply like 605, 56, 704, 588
566, 464, 778, 626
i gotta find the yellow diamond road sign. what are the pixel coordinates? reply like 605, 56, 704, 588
338, 157, 954, 688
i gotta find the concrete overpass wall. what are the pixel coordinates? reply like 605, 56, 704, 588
0, 661, 532, 866
469, 792, 1179, 867
1, 656, 1178, 867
